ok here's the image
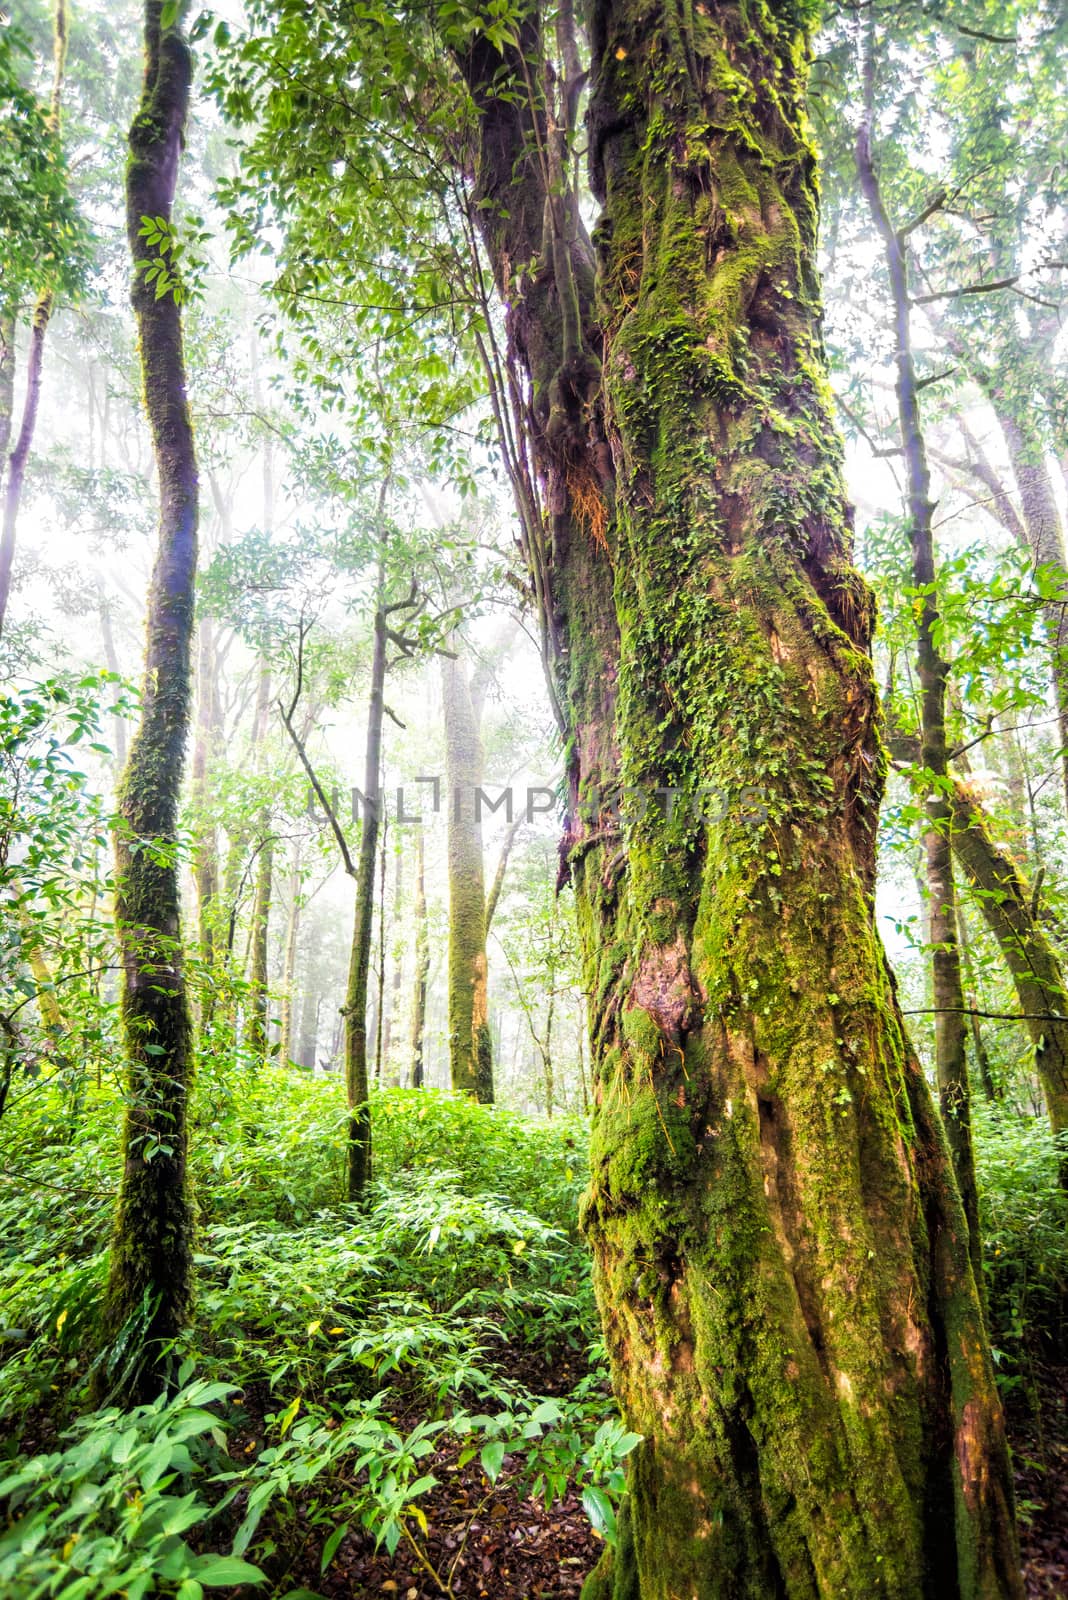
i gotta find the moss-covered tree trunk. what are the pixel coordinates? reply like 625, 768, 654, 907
441, 647, 493, 1100
949, 779, 1068, 1168
190, 616, 221, 972
343, 583, 386, 1197
460, 0, 1022, 1593
100, 0, 198, 1403
410, 823, 429, 1088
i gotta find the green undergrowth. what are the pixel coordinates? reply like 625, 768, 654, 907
0, 1072, 623, 1598
0, 1068, 1063, 1597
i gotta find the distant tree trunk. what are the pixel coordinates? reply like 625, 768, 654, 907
485, 816, 519, 933
381, 839, 403, 1086
245, 666, 273, 1065
956, 900, 997, 1101
343, 572, 386, 1198
297, 914, 322, 1070
0, 315, 14, 481
542, 985, 555, 1118
410, 824, 429, 1088
278, 841, 302, 1065
950, 779, 1068, 1171
99, 604, 129, 771
374, 817, 388, 1084
995, 412, 1068, 817
246, 831, 274, 1064
100, 0, 197, 1404
857, 60, 982, 1291
459, 0, 1021, 1589
190, 617, 220, 970
441, 648, 493, 1100
0, 0, 67, 641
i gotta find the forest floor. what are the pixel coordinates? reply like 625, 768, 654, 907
229, 1358, 1068, 1600
1012, 1365, 1068, 1599
4, 1082, 1067, 1600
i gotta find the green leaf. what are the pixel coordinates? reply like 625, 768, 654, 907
582, 1485, 617, 1544
480, 1440, 506, 1483
320, 1522, 348, 1573
190, 1555, 268, 1587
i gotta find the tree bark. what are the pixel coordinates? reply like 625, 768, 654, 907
380, 837, 403, 1086
246, 829, 273, 1064
190, 616, 221, 971
460, 0, 1022, 1592
99, 604, 129, 771
374, 815, 388, 1084
956, 901, 997, 1102
0, 0, 68, 641
245, 665, 274, 1065
410, 824, 429, 1088
100, 0, 197, 1404
855, 51, 982, 1291
0, 315, 15, 497
949, 779, 1068, 1167
441, 646, 493, 1100
996, 411, 1068, 816
342, 574, 386, 1197
278, 839, 302, 1065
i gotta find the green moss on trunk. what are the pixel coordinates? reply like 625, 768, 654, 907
442, 648, 494, 1102
100, 0, 198, 1404
461, 0, 1022, 1589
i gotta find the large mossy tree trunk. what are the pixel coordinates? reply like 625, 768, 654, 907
441, 647, 493, 1101
460, 0, 1022, 1593
100, 0, 197, 1404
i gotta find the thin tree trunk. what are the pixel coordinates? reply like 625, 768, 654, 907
410, 824, 429, 1089
374, 815, 388, 1085
99, 605, 129, 771
246, 830, 273, 1064
190, 617, 221, 970
957, 899, 997, 1101
857, 42, 982, 1292
100, 0, 197, 1404
343, 568, 386, 1198
542, 985, 555, 1118
245, 665, 273, 1065
0, 0, 67, 640
441, 647, 493, 1100
297, 914, 322, 1070
996, 412, 1068, 815
484, 815, 520, 933
381, 837, 403, 1086
0, 315, 15, 498
460, 0, 1021, 1589
278, 840, 302, 1065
